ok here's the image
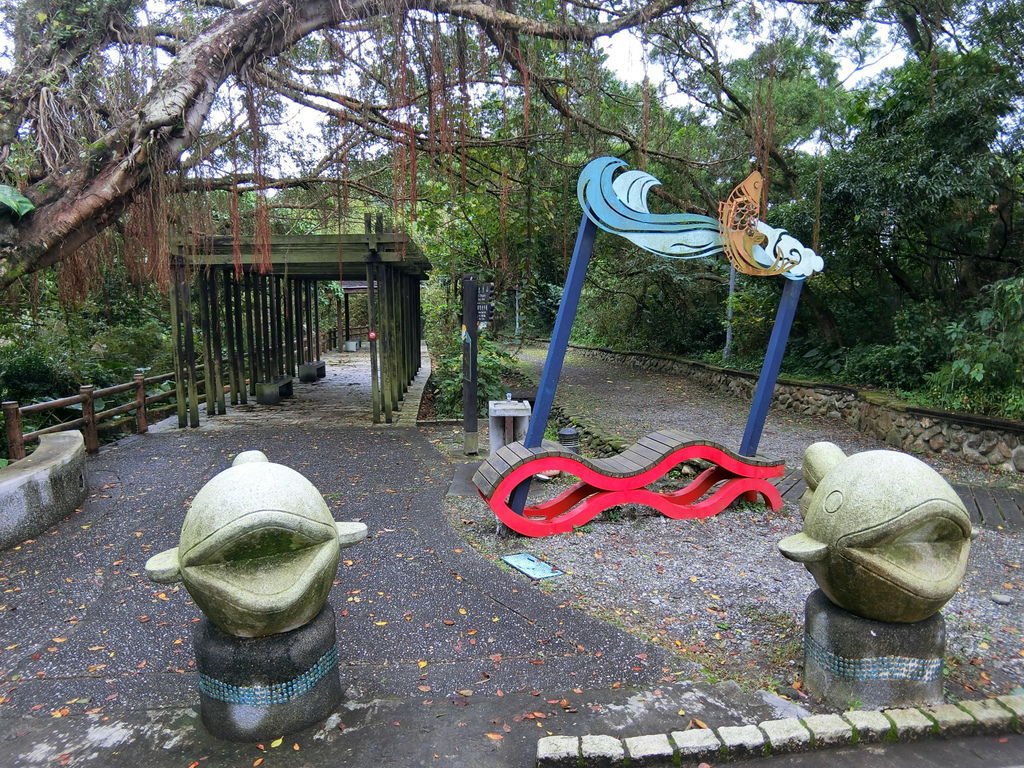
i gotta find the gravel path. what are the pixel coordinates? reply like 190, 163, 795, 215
443, 344, 1024, 705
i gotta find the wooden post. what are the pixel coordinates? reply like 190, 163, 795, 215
284, 279, 295, 376
252, 274, 263, 384
294, 278, 304, 364
367, 261, 381, 424
233, 272, 248, 404
198, 269, 216, 417
80, 385, 98, 453
3, 401, 24, 460
344, 291, 351, 342
223, 271, 239, 405
461, 275, 478, 454
314, 280, 321, 360
133, 374, 148, 434
244, 272, 257, 396
269, 276, 281, 377
169, 257, 188, 428
336, 296, 343, 345
181, 272, 201, 428
208, 270, 226, 415
304, 280, 314, 364
261, 276, 273, 381
392, 269, 404, 401
379, 265, 394, 423
403, 275, 414, 386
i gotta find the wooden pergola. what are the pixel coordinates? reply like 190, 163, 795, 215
170, 215, 429, 426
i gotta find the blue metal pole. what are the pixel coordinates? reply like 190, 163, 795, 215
509, 213, 598, 514
739, 277, 804, 457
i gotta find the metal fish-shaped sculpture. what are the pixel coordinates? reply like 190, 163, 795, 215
577, 157, 824, 280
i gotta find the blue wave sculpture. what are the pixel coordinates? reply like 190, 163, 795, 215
576, 157, 723, 260
576, 156, 824, 281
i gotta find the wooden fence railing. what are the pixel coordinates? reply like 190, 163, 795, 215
2, 330, 356, 462
3, 371, 182, 461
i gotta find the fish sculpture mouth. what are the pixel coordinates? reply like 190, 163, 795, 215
835, 499, 971, 602
179, 510, 340, 633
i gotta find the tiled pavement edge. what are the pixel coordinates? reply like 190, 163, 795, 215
537, 694, 1024, 766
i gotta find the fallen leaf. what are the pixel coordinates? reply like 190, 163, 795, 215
253, 759, 264, 767
418, 660, 428, 669
485, 733, 503, 742
418, 685, 432, 692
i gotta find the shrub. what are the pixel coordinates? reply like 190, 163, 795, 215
430, 331, 516, 418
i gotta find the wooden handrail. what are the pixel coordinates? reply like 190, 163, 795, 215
2, 368, 191, 460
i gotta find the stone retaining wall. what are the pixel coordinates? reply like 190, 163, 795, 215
0, 432, 88, 550
566, 344, 1024, 474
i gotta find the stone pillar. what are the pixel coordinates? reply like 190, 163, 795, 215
194, 604, 342, 742
803, 590, 945, 710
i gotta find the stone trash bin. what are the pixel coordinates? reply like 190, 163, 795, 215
779, 443, 973, 710
145, 450, 367, 741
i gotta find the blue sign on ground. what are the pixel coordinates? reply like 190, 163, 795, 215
501, 552, 563, 579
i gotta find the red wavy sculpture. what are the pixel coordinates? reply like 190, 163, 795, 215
475, 438, 784, 537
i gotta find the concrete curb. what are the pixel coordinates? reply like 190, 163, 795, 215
537, 695, 1024, 766
0, 431, 87, 551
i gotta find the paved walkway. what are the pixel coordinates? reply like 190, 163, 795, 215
0, 347, 1020, 767
0, 349, 805, 767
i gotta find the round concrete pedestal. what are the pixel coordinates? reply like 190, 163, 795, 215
194, 604, 341, 741
803, 590, 944, 710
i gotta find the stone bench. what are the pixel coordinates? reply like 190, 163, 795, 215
256, 376, 294, 405
298, 361, 326, 383
472, 428, 785, 537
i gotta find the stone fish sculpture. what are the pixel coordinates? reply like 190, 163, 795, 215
778, 443, 973, 623
145, 450, 367, 637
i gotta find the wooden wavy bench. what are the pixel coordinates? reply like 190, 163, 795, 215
472, 428, 785, 537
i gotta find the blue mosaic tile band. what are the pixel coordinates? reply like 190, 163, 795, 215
804, 633, 942, 682
198, 647, 339, 706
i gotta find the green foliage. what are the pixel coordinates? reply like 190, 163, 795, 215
429, 331, 516, 419
926, 276, 1024, 417
0, 343, 77, 403
0, 185, 34, 218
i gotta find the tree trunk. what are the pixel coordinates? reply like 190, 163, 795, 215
0, 0, 351, 290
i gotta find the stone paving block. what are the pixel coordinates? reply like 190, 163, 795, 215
997, 694, 1024, 726
802, 713, 853, 747
884, 707, 934, 740
537, 735, 580, 767
843, 710, 893, 743
958, 699, 1015, 734
670, 728, 721, 760
716, 724, 765, 758
580, 734, 625, 767
758, 718, 811, 754
921, 703, 979, 736
623, 733, 674, 765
